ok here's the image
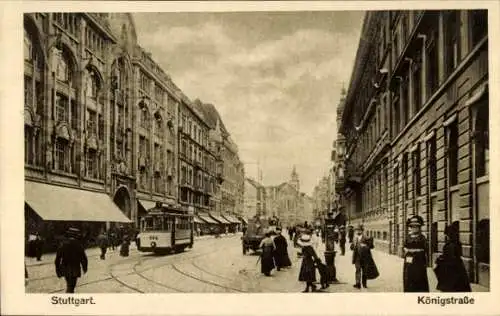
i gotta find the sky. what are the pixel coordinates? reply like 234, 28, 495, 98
133, 11, 364, 195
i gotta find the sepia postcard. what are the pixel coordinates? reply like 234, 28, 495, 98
1, 1, 499, 315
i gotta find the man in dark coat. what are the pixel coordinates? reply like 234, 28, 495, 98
34, 232, 44, 261
55, 227, 88, 293
347, 225, 354, 244
97, 231, 109, 260
351, 224, 379, 289
339, 225, 347, 256
273, 227, 292, 270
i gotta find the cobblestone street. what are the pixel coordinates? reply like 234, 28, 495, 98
25, 233, 489, 293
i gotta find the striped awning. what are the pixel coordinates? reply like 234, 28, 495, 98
193, 215, 205, 224
210, 214, 231, 224
222, 214, 241, 224
197, 213, 218, 224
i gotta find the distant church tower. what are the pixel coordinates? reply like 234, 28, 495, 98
290, 165, 300, 192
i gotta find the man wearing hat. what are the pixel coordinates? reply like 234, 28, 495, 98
54, 227, 88, 293
403, 215, 429, 292
338, 225, 347, 256
350, 224, 379, 289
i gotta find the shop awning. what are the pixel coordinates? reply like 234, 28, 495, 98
138, 199, 157, 211
193, 215, 205, 224
222, 214, 241, 224
240, 217, 248, 225
25, 181, 132, 223
210, 214, 231, 224
197, 213, 218, 224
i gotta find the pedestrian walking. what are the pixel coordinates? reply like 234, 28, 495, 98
273, 227, 292, 271
120, 235, 130, 257
339, 225, 347, 256
288, 226, 294, 242
259, 231, 276, 276
351, 224, 379, 289
403, 215, 429, 292
434, 221, 471, 292
33, 232, 44, 261
297, 233, 320, 292
347, 225, 354, 244
97, 231, 108, 260
54, 227, 88, 293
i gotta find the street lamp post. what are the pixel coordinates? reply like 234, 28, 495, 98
323, 205, 339, 283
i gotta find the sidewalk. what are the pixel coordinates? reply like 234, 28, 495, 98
312, 242, 489, 292
25, 232, 241, 268
269, 240, 488, 293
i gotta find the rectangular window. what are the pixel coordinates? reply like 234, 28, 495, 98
475, 102, 489, 177
24, 76, 33, 107
56, 94, 68, 122
25, 126, 34, 165
85, 109, 96, 136
447, 120, 459, 186
98, 114, 104, 141
427, 136, 437, 192
86, 149, 97, 178
392, 86, 401, 135
413, 147, 421, 197
444, 11, 461, 76
70, 100, 77, 130
470, 10, 488, 48
402, 77, 410, 126
412, 54, 422, 114
154, 174, 162, 193
394, 166, 399, 205
55, 139, 69, 172
426, 26, 440, 96
403, 152, 409, 199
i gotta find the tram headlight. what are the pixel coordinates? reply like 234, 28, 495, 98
151, 241, 157, 248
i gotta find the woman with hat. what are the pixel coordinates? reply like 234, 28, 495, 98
298, 232, 321, 292
403, 215, 429, 292
434, 221, 471, 292
259, 231, 276, 276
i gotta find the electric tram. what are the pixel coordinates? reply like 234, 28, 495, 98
137, 208, 194, 254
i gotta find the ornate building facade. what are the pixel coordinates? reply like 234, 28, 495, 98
336, 10, 489, 287
24, 13, 244, 241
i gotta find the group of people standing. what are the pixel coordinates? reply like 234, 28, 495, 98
403, 215, 472, 292
258, 227, 293, 277
259, 213, 472, 293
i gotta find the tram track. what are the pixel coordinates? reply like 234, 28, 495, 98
31, 236, 254, 294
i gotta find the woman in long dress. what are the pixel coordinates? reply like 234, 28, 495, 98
403, 215, 429, 292
434, 222, 471, 292
259, 232, 276, 276
273, 227, 292, 270
298, 233, 320, 292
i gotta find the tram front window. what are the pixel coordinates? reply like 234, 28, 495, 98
141, 216, 165, 231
